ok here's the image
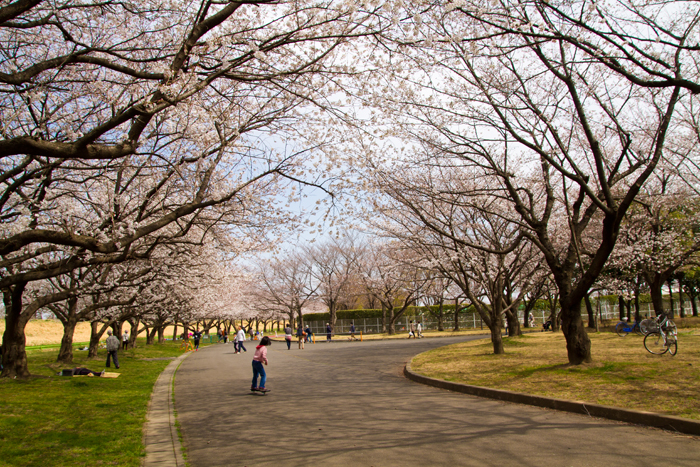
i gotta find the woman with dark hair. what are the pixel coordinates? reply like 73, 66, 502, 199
251, 336, 272, 393
284, 323, 293, 350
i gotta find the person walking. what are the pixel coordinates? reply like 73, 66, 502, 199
105, 330, 120, 369
408, 320, 415, 339
416, 320, 423, 338
121, 329, 129, 350
284, 324, 293, 350
304, 324, 312, 343
296, 324, 305, 350
235, 326, 247, 354
326, 323, 332, 342
192, 328, 202, 351
349, 322, 357, 341
251, 336, 271, 393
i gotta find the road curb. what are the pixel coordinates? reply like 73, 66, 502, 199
142, 351, 191, 467
404, 361, 700, 436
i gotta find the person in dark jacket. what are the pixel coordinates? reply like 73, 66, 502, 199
296, 325, 305, 350
105, 330, 120, 369
326, 323, 332, 342
192, 329, 203, 351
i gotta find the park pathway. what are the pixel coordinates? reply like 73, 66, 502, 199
174, 336, 700, 466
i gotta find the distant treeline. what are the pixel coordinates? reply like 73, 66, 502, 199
303, 304, 474, 322
303, 294, 657, 321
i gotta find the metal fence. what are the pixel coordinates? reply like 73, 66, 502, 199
304, 300, 690, 335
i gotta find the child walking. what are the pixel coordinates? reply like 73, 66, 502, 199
251, 336, 271, 393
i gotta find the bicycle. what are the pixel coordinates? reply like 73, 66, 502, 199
639, 317, 658, 335
179, 339, 194, 352
643, 315, 677, 356
615, 318, 643, 337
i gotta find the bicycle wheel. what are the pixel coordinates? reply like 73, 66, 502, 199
615, 322, 628, 337
633, 322, 644, 336
667, 339, 678, 356
644, 332, 668, 355
639, 319, 654, 335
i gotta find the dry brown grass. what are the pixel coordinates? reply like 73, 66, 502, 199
411, 329, 700, 420
0, 320, 93, 346
0, 320, 184, 346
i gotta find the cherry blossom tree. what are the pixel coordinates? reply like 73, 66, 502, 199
361, 167, 545, 352
44, 264, 145, 363
251, 252, 319, 329
0, 0, 389, 377
607, 172, 700, 318
343, 0, 699, 364
354, 239, 428, 334
304, 236, 362, 330
420, 272, 458, 332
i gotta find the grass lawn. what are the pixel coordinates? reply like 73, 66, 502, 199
411, 329, 700, 420
0, 340, 205, 467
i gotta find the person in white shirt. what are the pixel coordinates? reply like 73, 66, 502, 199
122, 330, 129, 350
235, 326, 247, 354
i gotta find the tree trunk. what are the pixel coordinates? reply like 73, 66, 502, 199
387, 307, 396, 335
437, 299, 444, 331
559, 299, 592, 365
129, 317, 141, 348
453, 298, 460, 331
489, 322, 504, 354
172, 322, 178, 340
329, 304, 337, 330
115, 321, 123, 344
505, 309, 521, 337
381, 306, 387, 333
56, 313, 79, 364
618, 295, 625, 320
626, 298, 632, 322
158, 326, 166, 344
146, 326, 157, 345
584, 294, 595, 329
88, 321, 101, 358
1, 282, 31, 378
649, 276, 665, 317
678, 279, 685, 318
667, 278, 675, 318
690, 289, 699, 317
88, 319, 113, 359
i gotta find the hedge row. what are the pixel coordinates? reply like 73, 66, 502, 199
302, 294, 655, 321
303, 304, 476, 322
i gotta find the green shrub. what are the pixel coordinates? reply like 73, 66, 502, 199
303, 304, 476, 322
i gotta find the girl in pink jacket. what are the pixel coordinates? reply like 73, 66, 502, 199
251, 336, 271, 392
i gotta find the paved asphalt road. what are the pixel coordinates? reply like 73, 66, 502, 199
175, 336, 700, 467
